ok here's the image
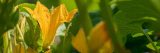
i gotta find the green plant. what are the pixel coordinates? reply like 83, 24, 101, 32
1, 0, 160, 53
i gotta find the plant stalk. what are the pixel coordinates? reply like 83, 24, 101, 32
75, 0, 93, 35
3, 33, 8, 53
99, 0, 126, 53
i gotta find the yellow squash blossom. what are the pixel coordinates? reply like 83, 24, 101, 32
72, 21, 112, 53
24, 1, 77, 49
72, 28, 89, 53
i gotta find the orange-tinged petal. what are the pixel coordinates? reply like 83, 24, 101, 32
42, 4, 65, 48
88, 21, 110, 51
58, 4, 69, 22
34, 1, 50, 18
24, 1, 50, 41
99, 40, 112, 53
66, 9, 78, 22
59, 4, 77, 22
52, 4, 77, 22
27, 47, 37, 53
24, 1, 51, 49
13, 44, 25, 53
72, 28, 89, 53
42, 6, 61, 48
34, 1, 50, 45
42, 4, 77, 48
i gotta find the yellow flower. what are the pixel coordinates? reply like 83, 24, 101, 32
24, 1, 77, 49
72, 21, 112, 53
72, 28, 89, 53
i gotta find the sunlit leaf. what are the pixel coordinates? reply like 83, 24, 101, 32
146, 42, 158, 51
61, 0, 77, 11
87, 0, 100, 12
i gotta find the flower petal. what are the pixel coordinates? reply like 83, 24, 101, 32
58, 4, 69, 22
33, 2, 51, 47
88, 21, 111, 51
13, 44, 25, 53
99, 40, 112, 53
72, 28, 89, 53
43, 4, 77, 48
42, 4, 64, 48
66, 9, 78, 22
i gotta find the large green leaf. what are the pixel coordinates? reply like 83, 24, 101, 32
115, 0, 160, 44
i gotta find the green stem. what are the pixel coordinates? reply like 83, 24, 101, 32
3, 32, 9, 53
62, 23, 72, 53
8, 32, 13, 53
74, 0, 93, 35
99, 0, 126, 53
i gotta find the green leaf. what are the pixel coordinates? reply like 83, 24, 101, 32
18, 3, 35, 12
146, 42, 160, 51
115, 0, 160, 44
24, 16, 42, 52
61, 0, 100, 12
61, 0, 77, 11
132, 33, 144, 38
87, 0, 100, 12
132, 30, 154, 38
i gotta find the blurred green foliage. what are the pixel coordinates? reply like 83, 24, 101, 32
0, 0, 19, 35
0, 0, 160, 53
